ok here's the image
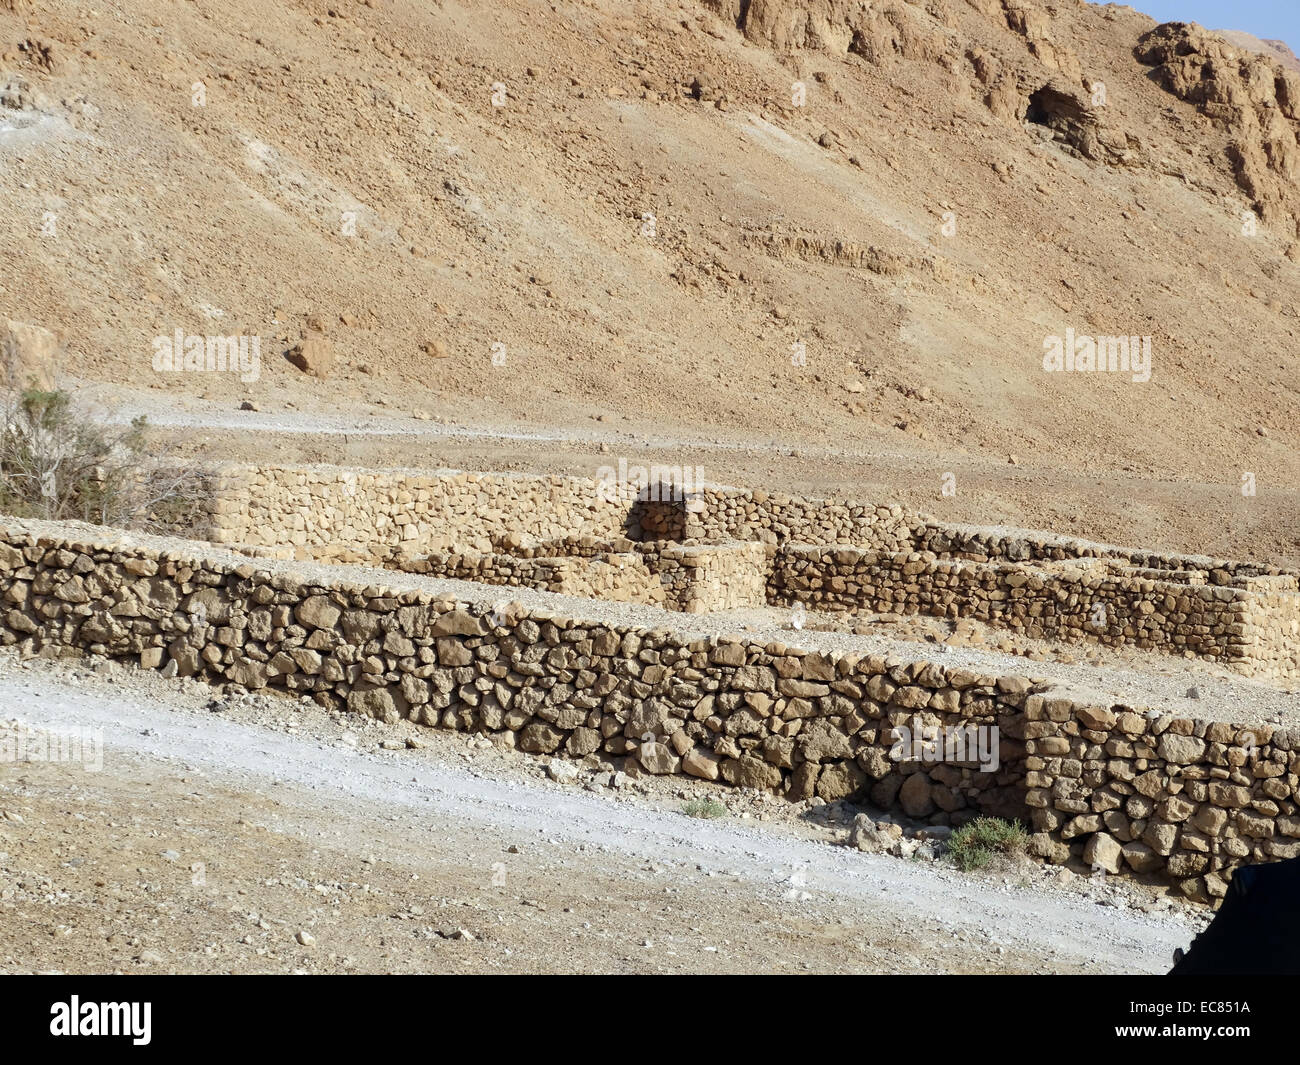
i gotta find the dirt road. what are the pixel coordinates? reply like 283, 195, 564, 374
0, 653, 1202, 974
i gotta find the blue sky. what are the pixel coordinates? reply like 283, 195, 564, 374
1094, 1, 1300, 49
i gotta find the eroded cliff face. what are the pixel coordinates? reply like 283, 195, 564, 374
701, 1, 1133, 162
701, 1, 1300, 229
9, 0, 1300, 568
719, 0, 956, 59
1137, 21, 1300, 229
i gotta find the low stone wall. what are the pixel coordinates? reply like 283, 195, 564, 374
663, 486, 917, 550
404, 548, 666, 606
200, 461, 1292, 576
184, 463, 1300, 683
207, 465, 632, 560
770, 545, 1300, 680
406, 539, 768, 614
913, 521, 1285, 579
1025, 698, 1300, 902
2, 517, 1297, 899
639, 540, 769, 614
1239, 575, 1300, 680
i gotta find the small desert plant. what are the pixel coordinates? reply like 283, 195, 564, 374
0, 386, 206, 532
682, 798, 728, 819
947, 817, 1027, 871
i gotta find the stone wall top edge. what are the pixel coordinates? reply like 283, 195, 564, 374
204, 462, 1284, 578
917, 518, 1282, 575
3, 516, 1284, 735
205, 461, 751, 492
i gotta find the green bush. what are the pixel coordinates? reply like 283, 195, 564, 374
947, 817, 1027, 871
0, 386, 204, 531
682, 798, 728, 819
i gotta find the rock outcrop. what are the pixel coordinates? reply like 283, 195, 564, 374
1, 318, 58, 390
1137, 22, 1300, 227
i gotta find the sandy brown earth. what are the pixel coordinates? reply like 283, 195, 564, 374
4, 0, 1300, 565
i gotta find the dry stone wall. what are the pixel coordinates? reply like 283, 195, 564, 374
405, 539, 768, 613
1238, 576, 1300, 680
2, 517, 1298, 899
913, 521, 1287, 577
639, 541, 769, 614
770, 545, 1300, 681
663, 486, 917, 550
1025, 697, 1300, 903
192, 464, 1300, 680
208, 465, 633, 561
403, 547, 666, 606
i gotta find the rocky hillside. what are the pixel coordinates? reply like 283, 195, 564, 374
2, 0, 1300, 559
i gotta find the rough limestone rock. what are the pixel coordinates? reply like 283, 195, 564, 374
1083, 832, 1123, 874
287, 335, 335, 378
295, 595, 341, 630
1121, 841, 1164, 874
1, 318, 58, 389
683, 747, 722, 780
815, 759, 866, 801
347, 687, 408, 723
637, 741, 681, 775
720, 755, 782, 790
1028, 831, 1070, 864
899, 771, 935, 817
849, 814, 888, 853
1156, 733, 1206, 764
1138, 22, 1300, 223
519, 722, 564, 754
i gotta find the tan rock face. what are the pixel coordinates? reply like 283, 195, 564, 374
2, 318, 58, 390
1138, 22, 1300, 225
287, 335, 334, 378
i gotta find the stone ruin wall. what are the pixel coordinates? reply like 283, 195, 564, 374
206, 465, 636, 561
769, 546, 1300, 680
1238, 576, 1300, 680
399, 540, 769, 614
1026, 698, 1299, 902
196, 464, 1300, 679
646, 485, 917, 551
637, 541, 769, 614
2, 517, 1298, 902
402, 547, 668, 607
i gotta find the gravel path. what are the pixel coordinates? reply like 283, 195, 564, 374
75, 378, 941, 461
0, 653, 1203, 973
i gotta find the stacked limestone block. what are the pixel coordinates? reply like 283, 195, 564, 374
406, 540, 768, 614
770, 545, 1300, 679
913, 521, 1291, 578
1024, 697, 1300, 902
1237, 575, 1300, 679
651, 542, 769, 614
208, 466, 632, 560
2, 517, 1298, 896
405, 548, 666, 606
677, 488, 915, 550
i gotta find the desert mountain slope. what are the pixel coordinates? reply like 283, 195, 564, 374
1215, 29, 1300, 73
2, 0, 1300, 557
